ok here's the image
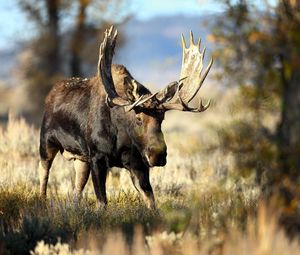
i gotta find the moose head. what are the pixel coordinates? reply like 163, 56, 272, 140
98, 27, 213, 168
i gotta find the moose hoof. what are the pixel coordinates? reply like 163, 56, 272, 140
95, 201, 107, 210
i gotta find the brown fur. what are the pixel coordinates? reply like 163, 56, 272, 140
39, 64, 166, 209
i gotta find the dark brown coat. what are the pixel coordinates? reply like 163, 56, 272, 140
39, 65, 166, 208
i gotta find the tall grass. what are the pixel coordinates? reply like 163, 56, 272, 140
0, 182, 260, 254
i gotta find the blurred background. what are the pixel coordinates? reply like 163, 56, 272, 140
2, 1, 300, 254
0, 0, 224, 122
1, 0, 300, 237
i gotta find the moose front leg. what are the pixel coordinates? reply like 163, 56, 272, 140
90, 156, 108, 207
130, 168, 155, 210
121, 150, 155, 209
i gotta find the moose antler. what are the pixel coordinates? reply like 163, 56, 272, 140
98, 26, 146, 109
161, 31, 213, 112
131, 31, 213, 112
179, 31, 213, 103
98, 26, 131, 107
99, 27, 212, 112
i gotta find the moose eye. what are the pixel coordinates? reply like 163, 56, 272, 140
136, 116, 143, 126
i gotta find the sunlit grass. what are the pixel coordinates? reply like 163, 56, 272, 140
0, 180, 261, 254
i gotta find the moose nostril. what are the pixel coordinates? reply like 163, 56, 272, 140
159, 155, 166, 166
145, 146, 167, 167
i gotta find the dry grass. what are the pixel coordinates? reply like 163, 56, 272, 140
29, 204, 300, 255
0, 86, 297, 254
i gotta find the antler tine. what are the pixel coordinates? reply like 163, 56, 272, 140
196, 37, 201, 49
161, 96, 211, 112
109, 24, 114, 34
181, 34, 186, 49
199, 98, 211, 111
191, 98, 211, 112
189, 30, 194, 46
202, 46, 206, 58
124, 95, 144, 112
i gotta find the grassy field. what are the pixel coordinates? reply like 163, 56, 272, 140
0, 86, 299, 255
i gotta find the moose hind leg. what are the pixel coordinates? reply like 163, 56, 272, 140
73, 159, 90, 201
39, 144, 58, 198
130, 169, 155, 210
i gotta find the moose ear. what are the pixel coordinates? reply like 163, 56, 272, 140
155, 81, 180, 104
124, 77, 140, 102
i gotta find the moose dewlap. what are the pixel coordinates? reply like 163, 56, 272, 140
38, 26, 213, 209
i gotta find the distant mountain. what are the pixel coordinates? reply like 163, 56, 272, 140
0, 14, 215, 88
0, 47, 20, 84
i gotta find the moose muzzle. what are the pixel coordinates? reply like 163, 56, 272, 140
144, 144, 167, 167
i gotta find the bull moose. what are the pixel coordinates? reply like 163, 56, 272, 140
38, 26, 213, 209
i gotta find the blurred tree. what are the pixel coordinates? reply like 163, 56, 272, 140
276, 0, 300, 184
70, 0, 90, 77
18, 0, 61, 122
211, 0, 300, 205
17, 0, 130, 123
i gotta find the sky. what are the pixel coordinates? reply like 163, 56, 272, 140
130, 0, 224, 20
0, 0, 277, 50
0, 0, 225, 50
